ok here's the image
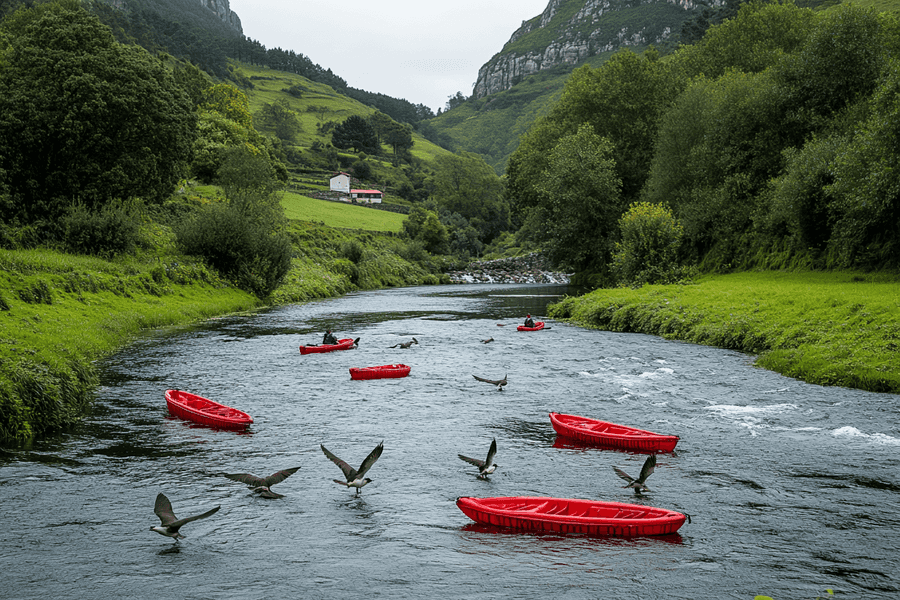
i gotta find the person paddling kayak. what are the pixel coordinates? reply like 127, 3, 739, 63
323, 330, 338, 345
524, 314, 534, 328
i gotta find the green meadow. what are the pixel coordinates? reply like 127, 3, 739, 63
0, 248, 258, 439
280, 191, 406, 232
237, 62, 451, 164
548, 271, 900, 393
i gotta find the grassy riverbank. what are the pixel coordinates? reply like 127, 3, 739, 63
548, 271, 900, 393
0, 214, 450, 442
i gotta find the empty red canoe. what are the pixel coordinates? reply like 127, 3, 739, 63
549, 412, 679, 453
517, 321, 545, 331
349, 364, 411, 380
165, 389, 253, 430
456, 496, 686, 537
299, 338, 354, 354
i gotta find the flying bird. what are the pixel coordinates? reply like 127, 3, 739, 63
473, 373, 507, 391
150, 493, 220, 541
458, 438, 498, 479
389, 337, 418, 349
223, 466, 301, 499
613, 454, 657, 495
321, 441, 384, 495
481, 337, 494, 344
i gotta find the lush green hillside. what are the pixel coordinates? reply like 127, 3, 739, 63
429, 53, 614, 174
430, 0, 894, 175
235, 62, 452, 198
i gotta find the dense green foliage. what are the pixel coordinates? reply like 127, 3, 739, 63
549, 271, 900, 393
331, 115, 380, 153
612, 202, 691, 286
0, 0, 195, 229
532, 125, 622, 274
509, 0, 900, 277
428, 152, 510, 253
175, 148, 292, 297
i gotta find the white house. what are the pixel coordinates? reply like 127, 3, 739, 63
329, 172, 351, 193
350, 189, 383, 204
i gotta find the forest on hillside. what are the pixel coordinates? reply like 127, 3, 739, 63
0, 0, 514, 297
507, 0, 900, 284
3, 0, 899, 296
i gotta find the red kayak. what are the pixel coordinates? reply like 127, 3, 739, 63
299, 338, 355, 354
349, 364, 411, 380
549, 412, 679, 453
165, 389, 253, 430
517, 321, 545, 331
456, 496, 686, 537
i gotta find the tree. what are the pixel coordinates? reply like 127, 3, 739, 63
773, 4, 885, 125
331, 115, 379, 153
824, 58, 900, 269
507, 48, 679, 232
258, 98, 302, 142
0, 0, 196, 226
536, 124, 622, 273
611, 202, 687, 286
176, 145, 291, 297
201, 83, 253, 128
402, 206, 449, 255
429, 152, 509, 244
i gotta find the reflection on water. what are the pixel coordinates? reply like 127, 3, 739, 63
1, 284, 898, 600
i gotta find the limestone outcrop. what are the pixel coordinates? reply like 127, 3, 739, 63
473, 0, 715, 99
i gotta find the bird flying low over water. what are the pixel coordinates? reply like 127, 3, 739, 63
150, 493, 220, 541
389, 337, 418, 348
321, 441, 384, 495
458, 438, 498, 479
613, 454, 657, 495
481, 337, 494, 344
473, 373, 507, 391
223, 466, 301, 499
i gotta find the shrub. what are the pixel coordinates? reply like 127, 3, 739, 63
612, 202, 692, 286
61, 201, 146, 257
174, 193, 292, 298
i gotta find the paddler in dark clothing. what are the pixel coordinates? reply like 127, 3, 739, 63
524, 314, 535, 328
323, 330, 339, 345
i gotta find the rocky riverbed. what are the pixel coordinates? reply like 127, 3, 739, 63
447, 253, 571, 284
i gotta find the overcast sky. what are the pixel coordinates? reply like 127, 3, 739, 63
228, 1, 550, 113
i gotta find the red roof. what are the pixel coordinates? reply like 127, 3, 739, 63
331, 171, 351, 177
351, 189, 383, 194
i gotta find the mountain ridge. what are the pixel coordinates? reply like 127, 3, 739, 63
473, 0, 704, 99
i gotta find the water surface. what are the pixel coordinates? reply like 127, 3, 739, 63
2, 284, 898, 599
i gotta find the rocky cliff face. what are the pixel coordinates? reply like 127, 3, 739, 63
473, 0, 712, 98
200, 0, 242, 33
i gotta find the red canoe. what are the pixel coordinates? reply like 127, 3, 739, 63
299, 338, 355, 354
349, 364, 411, 380
549, 412, 679, 453
456, 496, 686, 537
165, 389, 253, 430
517, 321, 545, 331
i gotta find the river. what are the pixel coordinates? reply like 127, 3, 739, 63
2, 284, 898, 599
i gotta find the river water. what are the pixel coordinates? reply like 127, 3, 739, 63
2, 284, 898, 600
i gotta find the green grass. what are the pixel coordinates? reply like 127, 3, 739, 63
548, 271, 900, 393
0, 248, 258, 440
235, 62, 451, 165
280, 191, 406, 232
